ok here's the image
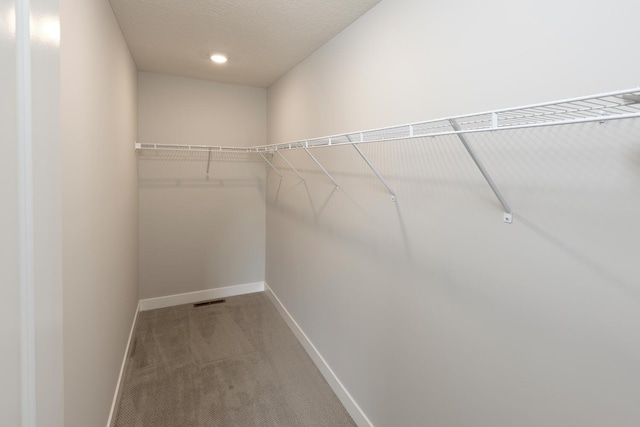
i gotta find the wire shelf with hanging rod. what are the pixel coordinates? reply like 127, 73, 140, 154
135, 87, 640, 223
136, 88, 640, 154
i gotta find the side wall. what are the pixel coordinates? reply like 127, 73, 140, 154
2, 0, 64, 424
1, 1, 24, 424
137, 72, 267, 299
269, 0, 640, 142
60, 0, 138, 425
266, 0, 640, 426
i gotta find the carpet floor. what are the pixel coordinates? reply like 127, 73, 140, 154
114, 291, 356, 426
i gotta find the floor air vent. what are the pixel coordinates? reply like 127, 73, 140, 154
194, 299, 226, 307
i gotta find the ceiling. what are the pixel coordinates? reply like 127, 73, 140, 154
109, 0, 381, 88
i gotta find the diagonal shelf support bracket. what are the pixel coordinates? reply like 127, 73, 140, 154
449, 119, 513, 223
351, 142, 396, 202
258, 152, 283, 177
206, 148, 212, 178
276, 151, 306, 182
304, 148, 339, 188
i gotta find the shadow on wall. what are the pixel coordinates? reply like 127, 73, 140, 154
137, 150, 268, 200
139, 178, 264, 189
264, 120, 640, 426
516, 214, 640, 303
265, 119, 640, 301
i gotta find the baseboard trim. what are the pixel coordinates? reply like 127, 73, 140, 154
139, 282, 265, 311
106, 301, 140, 427
264, 282, 374, 427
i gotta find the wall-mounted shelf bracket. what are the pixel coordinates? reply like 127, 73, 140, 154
449, 119, 513, 223
258, 152, 283, 177
304, 148, 339, 188
276, 151, 306, 182
348, 136, 396, 201
206, 148, 212, 178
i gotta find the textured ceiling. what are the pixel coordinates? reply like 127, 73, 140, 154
109, 0, 381, 87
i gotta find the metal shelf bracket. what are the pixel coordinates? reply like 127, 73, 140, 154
206, 148, 212, 178
277, 151, 306, 182
304, 148, 339, 188
449, 119, 513, 224
348, 136, 396, 201
258, 152, 283, 177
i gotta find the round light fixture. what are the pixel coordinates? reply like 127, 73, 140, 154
210, 54, 228, 64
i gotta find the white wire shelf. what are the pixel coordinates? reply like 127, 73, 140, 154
136, 88, 640, 154
136, 87, 640, 223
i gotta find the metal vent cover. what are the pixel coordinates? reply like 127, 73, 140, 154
194, 299, 226, 307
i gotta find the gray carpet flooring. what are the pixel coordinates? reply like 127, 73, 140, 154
114, 292, 356, 426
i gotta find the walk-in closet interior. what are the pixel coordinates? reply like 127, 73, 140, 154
2, 0, 640, 426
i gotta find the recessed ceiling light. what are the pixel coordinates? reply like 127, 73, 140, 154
210, 54, 228, 64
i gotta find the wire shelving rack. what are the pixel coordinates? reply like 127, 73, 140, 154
136, 88, 640, 223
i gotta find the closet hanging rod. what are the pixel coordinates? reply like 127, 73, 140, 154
135, 87, 640, 154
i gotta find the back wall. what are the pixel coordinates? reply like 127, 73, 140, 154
137, 72, 267, 299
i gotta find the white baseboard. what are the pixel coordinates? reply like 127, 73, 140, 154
139, 281, 265, 311
264, 282, 374, 427
106, 302, 140, 427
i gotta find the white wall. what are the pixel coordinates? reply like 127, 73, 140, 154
138, 73, 267, 299
60, 0, 138, 425
269, 0, 640, 143
1, 1, 23, 424
266, 0, 640, 426
2, 0, 64, 425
